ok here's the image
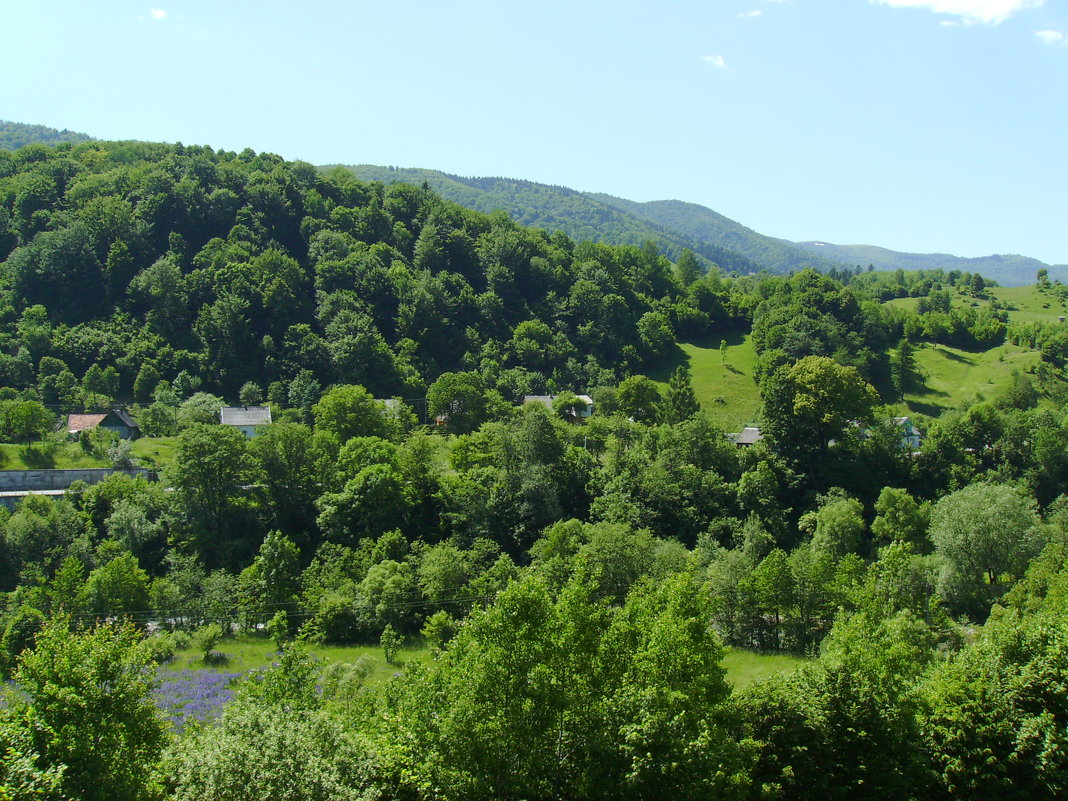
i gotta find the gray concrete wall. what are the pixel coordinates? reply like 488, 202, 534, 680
0, 468, 155, 492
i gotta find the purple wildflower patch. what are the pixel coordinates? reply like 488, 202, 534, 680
155, 669, 242, 731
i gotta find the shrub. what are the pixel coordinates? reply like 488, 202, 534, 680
191, 623, 223, 663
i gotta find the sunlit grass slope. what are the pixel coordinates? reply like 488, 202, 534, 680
650, 331, 762, 432
990, 284, 1068, 325
167, 635, 432, 687
903, 341, 1042, 417
0, 441, 108, 470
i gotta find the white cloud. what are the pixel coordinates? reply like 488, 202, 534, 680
703, 54, 727, 69
872, 0, 1043, 25
148, 8, 167, 19
737, 9, 764, 18
1036, 29, 1065, 44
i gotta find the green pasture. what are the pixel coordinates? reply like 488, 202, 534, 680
650, 331, 762, 432
0, 440, 109, 471
990, 284, 1068, 325
166, 635, 433, 687
722, 648, 806, 689
130, 436, 178, 471
169, 636, 802, 693
902, 340, 1042, 417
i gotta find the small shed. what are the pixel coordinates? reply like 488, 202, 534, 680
220, 405, 272, 437
67, 410, 140, 440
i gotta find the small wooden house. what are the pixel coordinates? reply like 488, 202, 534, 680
67, 409, 140, 440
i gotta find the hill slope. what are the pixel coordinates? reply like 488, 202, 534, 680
338, 165, 767, 274
791, 240, 1068, 287
588, 194, 843, 275
344, 165, 1062, 286
0, 120, 94, 150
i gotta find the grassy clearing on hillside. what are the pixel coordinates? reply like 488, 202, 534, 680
0, 435, 177, 472
722, 649, 806, 689
166, 637, 801, 692
991, 284, 1068, 325
650, 331, 762, 432
131, 436, 178, 471
903, 341, 1042, 417
887, 284, 1068, 327
166, 635, 432, 686
0, 440, 108, 470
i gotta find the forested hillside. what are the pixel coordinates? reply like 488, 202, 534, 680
347, 163, 1066, 287
0, 120, 94, 151
588, 193, 844, 275
343, 164, 763, 273
3, 140, 1068, 801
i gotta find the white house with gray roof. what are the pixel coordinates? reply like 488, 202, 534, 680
220, 405, 272, 437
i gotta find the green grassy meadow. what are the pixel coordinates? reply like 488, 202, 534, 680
166, 635, 433, 687
651, 331, 762, 432
0, 435, 177, 472
722, 649, 806, 689
991, 284, 1068, 325
168, 636, 802, 694
0, 440, 109, 471
902, 340, 1043, 417
130, 436, 178, 471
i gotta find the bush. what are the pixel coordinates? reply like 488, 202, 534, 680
191, 623, 223, 663
14, 619, 168, 801
139, 631, 178, 665
166, 702, 372, 801
171, 629, 192, 651
380, 623, 402, 665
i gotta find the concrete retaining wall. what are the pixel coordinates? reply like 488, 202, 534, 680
0, 468, 155, 492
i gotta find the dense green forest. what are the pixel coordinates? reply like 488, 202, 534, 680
342, 164, 764, 273
0, 121, 94, 152
3, 139, 1068, 800
345, 163, 1068, 286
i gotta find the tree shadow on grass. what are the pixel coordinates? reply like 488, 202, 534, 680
687, 327, 748, 350
907, 399, 948, 417
19, 443, 56, 469
646, 342, 690, 383
934, 346, 975, 363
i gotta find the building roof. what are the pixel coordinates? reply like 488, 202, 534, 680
220, 406, 272, 427
523, 395, 554, 408
67, 413, 108, 433
106, 409, 139, 429
728, 426, 763, 445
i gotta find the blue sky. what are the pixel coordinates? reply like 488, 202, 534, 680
3, 0, 1066, 264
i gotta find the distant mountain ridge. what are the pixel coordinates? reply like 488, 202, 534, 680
343, 165, 1063, 286
338, 165, 767, 274
790, 241, 1068, 287
586, 194, 845, 275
